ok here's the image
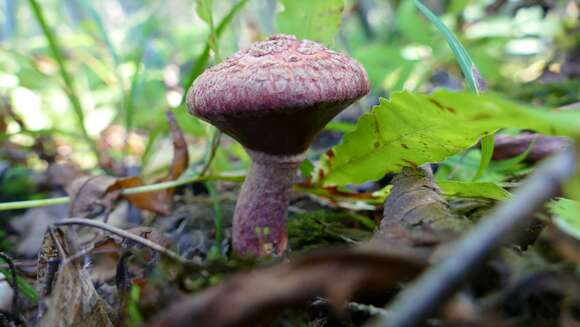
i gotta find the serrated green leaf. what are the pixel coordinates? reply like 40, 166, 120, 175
549, 198, 580, 240
438, 181, 511, 200
317, 90, 580, 186
276, 0, 345, 45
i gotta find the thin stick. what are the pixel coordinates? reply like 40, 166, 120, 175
53, 218, 192, 265
0, 252, 18, 314
0, 173, 245, 211
369, 148, 577, 327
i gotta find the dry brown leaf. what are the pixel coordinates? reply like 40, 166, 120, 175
36, 228, 113, 327
116, 111, 189, 215
46, 162, 83, 188
110, 176, 172, 216
149, 248, 425, 327
66, 111, 188, 217
10, 204, 67, 256
66, 175, 120, 219
163, 111, 189, 182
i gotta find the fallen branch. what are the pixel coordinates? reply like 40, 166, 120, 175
369, 148, 577, 327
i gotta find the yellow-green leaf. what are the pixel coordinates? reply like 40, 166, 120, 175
316, 90, 580, 186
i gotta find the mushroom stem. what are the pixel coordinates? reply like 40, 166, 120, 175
233, 149, 305, 256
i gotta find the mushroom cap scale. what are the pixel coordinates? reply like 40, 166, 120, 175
187, 34, 370, 155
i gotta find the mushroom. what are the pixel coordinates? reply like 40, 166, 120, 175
187, 34, 369, 256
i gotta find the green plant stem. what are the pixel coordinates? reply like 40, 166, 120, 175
199, 129, 222, 176
27, 0, 99, 159
413, 0, 493, 181
182, 0, 249, 99
0, 174, 244, 211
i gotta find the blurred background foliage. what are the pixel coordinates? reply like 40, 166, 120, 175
0, 0, 578, 196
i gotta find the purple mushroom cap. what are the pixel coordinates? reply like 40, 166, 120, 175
187, 34, 370, 155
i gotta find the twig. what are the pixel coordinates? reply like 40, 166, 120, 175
53, 218, 192, 265
369, 148, 576, 327
0, 252, 18, 315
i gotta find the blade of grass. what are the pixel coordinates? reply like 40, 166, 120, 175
475, 135, 494, 180
186, 0, 249, 174
27, 0, 99, 159
140, 126, 163, 172
124, 51, 146, 149
77, 0, 120, 67
196, 0, 220, 61
413, 0, 493, 180
76, 1, 155, 160
182, 0, 249, 96
0, 254, 38, 302
206, 181, 224, 259
122, 12, 157, 150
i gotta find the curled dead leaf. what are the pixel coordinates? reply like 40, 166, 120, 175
66, 175, 120, 219
36, 228, 113, 326
65, 112, 189, 217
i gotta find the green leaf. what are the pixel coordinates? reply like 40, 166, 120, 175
438, 181, 511, 201
316, 90, 580, 186
549, 198, 580, 240
276, 0, 345, 45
